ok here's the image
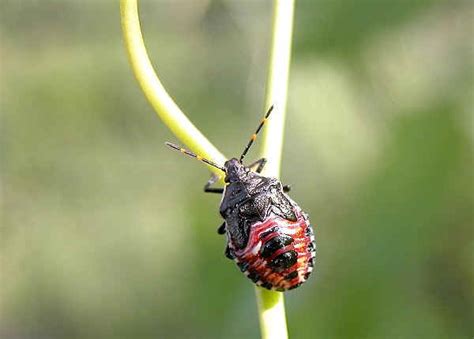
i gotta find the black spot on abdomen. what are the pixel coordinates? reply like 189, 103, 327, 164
259, 227, 278, 239
284, 271, 298, 280
260, 235, 294, 258
269, 250, 298, 269
238, 261, 249, 272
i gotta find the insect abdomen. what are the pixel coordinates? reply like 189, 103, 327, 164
228, 207, 315, 291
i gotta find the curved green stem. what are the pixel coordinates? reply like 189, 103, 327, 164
121, 0, 294, 338
120, 0, 226, 177
256, 1, 295, 339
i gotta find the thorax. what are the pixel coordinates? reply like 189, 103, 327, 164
219, 173, 277, 217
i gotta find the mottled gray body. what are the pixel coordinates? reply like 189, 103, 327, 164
219, 158, 296, 250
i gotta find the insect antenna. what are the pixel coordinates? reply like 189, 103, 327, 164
239, 105, 274, 163
165, 142, 226, 172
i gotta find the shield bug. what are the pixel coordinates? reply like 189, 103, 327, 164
166, 106, 315, 291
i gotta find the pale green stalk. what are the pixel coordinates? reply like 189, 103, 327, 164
120, 0, 295, 338
120, 0, 226, 177
255, 1, 295, 339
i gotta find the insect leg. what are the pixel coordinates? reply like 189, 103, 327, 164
204, 174, 224, 194
217, 222, 226, 234
247, 158, 267, 173
283, 184, 291, 193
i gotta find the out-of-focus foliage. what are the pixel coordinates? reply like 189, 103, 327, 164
1, 1, 472, 338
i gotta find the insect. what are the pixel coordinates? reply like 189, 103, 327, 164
166, 106, 315, 291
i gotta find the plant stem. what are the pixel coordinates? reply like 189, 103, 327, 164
121, 0, 295, 338
256, 0, 295, 339
120, 0, 226, 177
260, 0, 295, 179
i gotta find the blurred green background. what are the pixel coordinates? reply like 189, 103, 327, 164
1, 1, 473, 338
